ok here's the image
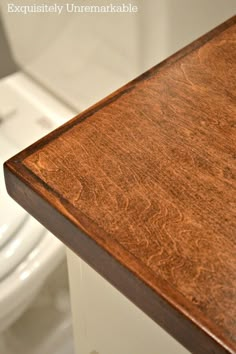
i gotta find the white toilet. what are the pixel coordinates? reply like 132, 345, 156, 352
0, 72, 75, 332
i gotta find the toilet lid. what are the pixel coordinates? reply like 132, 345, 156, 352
0, 134, 28, 248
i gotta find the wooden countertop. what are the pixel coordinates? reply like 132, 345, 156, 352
4, 16, 236, 354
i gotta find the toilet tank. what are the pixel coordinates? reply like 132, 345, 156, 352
1, 0, 236, 111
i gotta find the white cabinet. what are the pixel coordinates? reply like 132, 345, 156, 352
67, 249, 189, 354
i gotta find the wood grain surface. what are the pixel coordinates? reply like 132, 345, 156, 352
4, 16, 236, 354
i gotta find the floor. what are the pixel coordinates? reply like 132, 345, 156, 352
0, 260, 75, 354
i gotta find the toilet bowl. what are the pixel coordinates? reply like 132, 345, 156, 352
0, 228, 65, 332
0, 72, 74, 332
0, 137, 65, 332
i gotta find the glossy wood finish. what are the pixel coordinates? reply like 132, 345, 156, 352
4, 16, 236, 354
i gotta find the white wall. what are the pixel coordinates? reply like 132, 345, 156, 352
1, 0, 140, 111
1, 0, 236, 112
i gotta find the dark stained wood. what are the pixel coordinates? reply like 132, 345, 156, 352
4, 16, 236, 354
